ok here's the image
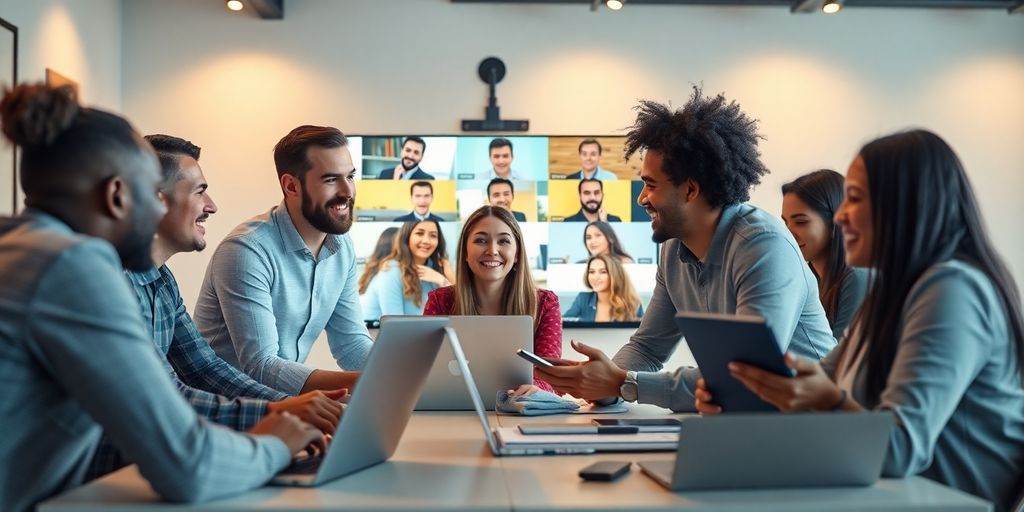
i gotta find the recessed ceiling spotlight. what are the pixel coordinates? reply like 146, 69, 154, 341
822, 0, 842, 14
226, 0, 244, 12
607, 0, 624, 10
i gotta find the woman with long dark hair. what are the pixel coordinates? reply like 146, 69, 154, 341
782, 169, 868, 339
697, 130, 1024, 509
360, 220, 454, 320
578, 221, 634, 264
423, 206, 562, 392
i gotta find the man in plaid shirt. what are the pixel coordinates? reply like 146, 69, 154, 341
87, 135, 347, 479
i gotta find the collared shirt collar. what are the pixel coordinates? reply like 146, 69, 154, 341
490, 168, 520, 181
271, 201, 341, 257
125, 265, 163, 286
402, 166, 421, 180
20, 208, 73, 234
676, 203, 743, 267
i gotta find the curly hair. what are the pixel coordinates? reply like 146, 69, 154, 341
624, 86, 769, 208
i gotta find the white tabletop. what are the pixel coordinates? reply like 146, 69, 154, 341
41, 408, 992, 512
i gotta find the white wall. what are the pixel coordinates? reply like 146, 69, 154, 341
0, 0, 123, 212
117, 0, 1024, 365
0, 0, 122, 109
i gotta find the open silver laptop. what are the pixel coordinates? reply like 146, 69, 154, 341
382, 315, 534, 410
271, 316, 449, 486
639, 412, 894, 491
445, 328, 678, 455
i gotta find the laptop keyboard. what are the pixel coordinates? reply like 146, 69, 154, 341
283, 453, 323, 474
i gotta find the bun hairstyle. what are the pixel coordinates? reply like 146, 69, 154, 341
0, 84, 80, 149
0, 83, 142, 200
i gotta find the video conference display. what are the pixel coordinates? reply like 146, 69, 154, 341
349, 135, 659, 327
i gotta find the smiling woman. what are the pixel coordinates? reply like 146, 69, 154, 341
781, 169, 867, 340
422, 206, 563, 391
359, 219, 454, 321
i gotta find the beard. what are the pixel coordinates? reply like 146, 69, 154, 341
302, 187, 353, 235
401, 158, 419, 171
582, 200, 601, 214
648, 207, 681, 244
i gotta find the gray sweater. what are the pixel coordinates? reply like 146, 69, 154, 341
612, 203, 836, 412
828, 260, 1024, 509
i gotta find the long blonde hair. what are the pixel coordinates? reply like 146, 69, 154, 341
452, 206, 537, 320
380, 220, 448, 308
584, 253, 641, 321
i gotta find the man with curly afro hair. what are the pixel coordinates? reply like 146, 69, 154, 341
538, 87, 836, 412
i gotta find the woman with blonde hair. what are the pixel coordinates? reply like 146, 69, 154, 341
424, 206, 561, 392
564, 253, 643, 322
361, 220, 454, 321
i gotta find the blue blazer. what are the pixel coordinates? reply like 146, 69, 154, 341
378, 167, 435, 180
563, 291, 643, 322
394, 211, 444, 222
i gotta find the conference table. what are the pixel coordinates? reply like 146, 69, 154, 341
40, 404, 992, 512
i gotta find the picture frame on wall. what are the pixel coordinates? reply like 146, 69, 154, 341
0, 17, 16, 215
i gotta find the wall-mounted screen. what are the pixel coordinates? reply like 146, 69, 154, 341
350, 135, 658, 328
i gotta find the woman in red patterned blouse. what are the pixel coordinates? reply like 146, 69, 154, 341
424, 206, 562, 393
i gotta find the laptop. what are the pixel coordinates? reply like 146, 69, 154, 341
639, 412, 894, 491
445, 328, 679, 455
414, 315, 533, 411
271, 316, 449, 486
674, 312, 793, 413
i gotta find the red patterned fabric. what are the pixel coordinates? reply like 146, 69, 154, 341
424, 286, 562, 392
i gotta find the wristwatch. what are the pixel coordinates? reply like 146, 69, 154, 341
619, 371, 639, 402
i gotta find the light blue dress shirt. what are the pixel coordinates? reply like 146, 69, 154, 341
0, 211, 290, 512
194, 203, 373, 395
572, 167, 618, 180
361, 261, 441, 321
612, 202, 836, 412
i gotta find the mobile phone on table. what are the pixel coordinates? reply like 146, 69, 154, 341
591, 418, 683, 432
578, 460, 631, 482
516, 348, 554, 367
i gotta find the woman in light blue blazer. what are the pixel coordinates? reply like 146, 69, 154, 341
564, 253, 643, 323
698, 130, 1024, 510
360, 220, 454, 321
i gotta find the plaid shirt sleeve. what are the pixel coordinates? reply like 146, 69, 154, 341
160, 268, 288, 402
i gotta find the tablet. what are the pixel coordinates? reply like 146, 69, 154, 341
674, 312, 793, 413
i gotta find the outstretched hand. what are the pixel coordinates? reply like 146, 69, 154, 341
534, 340, 626, 400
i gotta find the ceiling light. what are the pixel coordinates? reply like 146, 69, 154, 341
226, 0, 244, 12
607, 0, 624, 10
822, 0, 842, 14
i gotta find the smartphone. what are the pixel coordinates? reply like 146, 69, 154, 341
516, 348, 554, 367
578, 460, 631, 482
592, 418, 683, 432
